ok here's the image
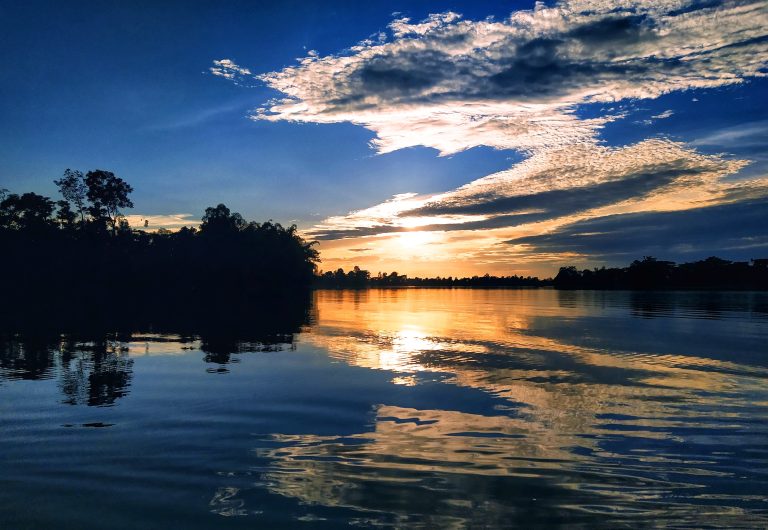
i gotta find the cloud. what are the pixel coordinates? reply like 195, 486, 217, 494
650, 110, 674, 121
303, 138, 767, 275
209, 59, 252, 82
510, 197, 768, 262
640, 109, 674, 125
248, 0, 767, 155
124, 213, 197, 231
308, 139, 751, 240
210, 0, 768, 274
691, 120, 768, 149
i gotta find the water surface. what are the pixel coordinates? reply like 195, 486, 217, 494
2, 289, 767, 528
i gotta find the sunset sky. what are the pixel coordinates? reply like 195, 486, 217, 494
2, 0, 767, 276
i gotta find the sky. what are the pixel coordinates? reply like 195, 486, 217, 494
1, 0, 767, 277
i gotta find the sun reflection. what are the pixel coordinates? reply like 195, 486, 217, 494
391, 375, 418, 386
305, 289, 768, 425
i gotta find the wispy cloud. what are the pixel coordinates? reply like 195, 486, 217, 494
651, 110, 674, 121
691, 120, 768, 149
308, 139, 751, 239
209, 59, 253, 84
640, 109, 674, 125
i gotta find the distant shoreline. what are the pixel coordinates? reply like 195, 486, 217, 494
317, 256, 768, 291
312, 285, 767, 292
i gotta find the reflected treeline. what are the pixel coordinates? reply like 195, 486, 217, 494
0, 293, 313, 405
0, 330, 134, 407
555, 255, 768, 290
0, 170, 319, 307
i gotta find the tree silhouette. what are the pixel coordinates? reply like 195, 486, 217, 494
0, 192, 55, 231
54, 169, 88, 224
200, 203, 246, 235
84, 170, 134, 231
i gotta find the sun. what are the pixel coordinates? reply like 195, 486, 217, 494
394, 230, 438, 250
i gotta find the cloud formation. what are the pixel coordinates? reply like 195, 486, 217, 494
252, 0, 767, 155
308, 139, 751, 240
212, 0, 768, 274
210, 59, 252, 80
512, 197, 768, 261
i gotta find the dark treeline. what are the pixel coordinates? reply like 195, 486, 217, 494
317, 257, 768, 290
554, 256, 768, 290
315, 266, 546, 288
1, 169, 319, 307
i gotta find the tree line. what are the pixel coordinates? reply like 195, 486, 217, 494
3, 170, 766, 302
0, 169, 319, 309
316, 266, 546, 288
554, 256, 768, 290
317, 256, 768, 290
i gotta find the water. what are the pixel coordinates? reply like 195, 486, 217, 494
1, 289, 767, 528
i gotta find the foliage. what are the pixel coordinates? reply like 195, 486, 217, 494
84, 170, 134, 231
1, 170, 320, 305
316, 267, 546, 288
553, 256, 768, 290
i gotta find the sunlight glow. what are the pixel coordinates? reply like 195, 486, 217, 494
393, 230, 440, 251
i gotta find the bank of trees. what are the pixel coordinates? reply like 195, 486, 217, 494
318, 257, 768, 291
315, 266, 546, 288
554, 256, 768, 290
0, 169, 319, 308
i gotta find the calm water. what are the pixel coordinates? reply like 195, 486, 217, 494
1, 289, 767, 528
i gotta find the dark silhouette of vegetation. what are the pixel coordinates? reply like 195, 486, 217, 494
318, 257, 768, 290
1, 169, 320, 308
316, 267, 546, 288
554, 256, 768, 290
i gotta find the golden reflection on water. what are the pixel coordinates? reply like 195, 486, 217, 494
305, 289, 767, 416
253, 289, 768, 526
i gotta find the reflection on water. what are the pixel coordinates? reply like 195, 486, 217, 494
1, 289, 767, 528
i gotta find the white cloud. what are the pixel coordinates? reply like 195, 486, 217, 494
247, 0, 766, 155
651, 110, 674, 120
641, 109, 674, 124
209, 59, 252, 81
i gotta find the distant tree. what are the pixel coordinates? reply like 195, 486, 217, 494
56, 200, 77, 228
628, 256, 675, 289
200, 203, 246, 235
84, 170, 134, 231
0, 192, 55, 231
54, 169, 88, 224
553, 266, 580, 288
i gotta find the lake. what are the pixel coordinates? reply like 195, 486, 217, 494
1, 289, 767, 528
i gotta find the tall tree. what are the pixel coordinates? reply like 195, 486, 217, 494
200, 203, 246, 235
54, 169, 88, 224
84, 170, 134, 231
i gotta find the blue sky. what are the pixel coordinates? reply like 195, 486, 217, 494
1, 0, 767, 275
